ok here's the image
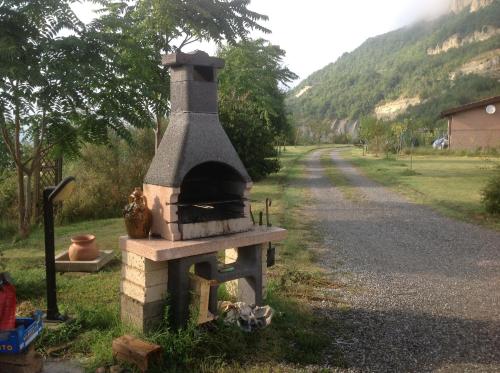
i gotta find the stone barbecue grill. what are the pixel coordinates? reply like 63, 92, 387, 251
143, 51, 253, 241
120, 51, 286, 331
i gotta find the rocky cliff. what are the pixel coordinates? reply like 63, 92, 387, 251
427, 26, 500, 55
451, 0, 495, 13
374, 97, 422, 120
452, 49, 500, 79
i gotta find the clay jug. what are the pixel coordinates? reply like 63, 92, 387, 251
123, 187, 152, 239
69, 235, 99, 261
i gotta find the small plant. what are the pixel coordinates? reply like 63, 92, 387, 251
401, 168, 420, 176
482, 168, 500, 214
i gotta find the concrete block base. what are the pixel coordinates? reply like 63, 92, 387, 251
120, 228, 286, 330
120, 251, 169, 332
120, 294, 166, 332
224, 244, 268, 301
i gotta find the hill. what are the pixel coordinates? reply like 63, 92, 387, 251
287, 1, 500, 142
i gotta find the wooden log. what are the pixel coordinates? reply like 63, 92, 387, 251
112, 335, 162, 372
189, 274, 217, 325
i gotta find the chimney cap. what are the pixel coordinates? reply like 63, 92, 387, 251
163, 50, 225, 68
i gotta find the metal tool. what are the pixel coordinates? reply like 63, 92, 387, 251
265, 198, 275, 266
265, 198, 272, 227
250, 205, 255, 225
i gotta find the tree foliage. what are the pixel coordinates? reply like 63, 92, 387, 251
91, 0, 270, 148
0, 0, 156, 236
61, 128, 156, 223
0, 0, 86, 236
0, 0, 271, 236
218, 39, 297, 179
359, 117, 389, 155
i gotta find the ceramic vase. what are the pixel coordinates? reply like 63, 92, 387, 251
123, 187, 152, 239
69, 234, 99, 261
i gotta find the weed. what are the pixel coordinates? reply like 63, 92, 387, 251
482, 167, 500, 214
401, 168, 420, 176
343, 146, 500, 230
320, 149, 364, 202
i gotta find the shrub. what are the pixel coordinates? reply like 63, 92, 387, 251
0, 170, 17, 238
482, 168, 500, 215
59, 128, 155, 223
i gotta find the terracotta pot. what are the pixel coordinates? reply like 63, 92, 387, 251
123, 187, 152, 239
68, 234, 99, 261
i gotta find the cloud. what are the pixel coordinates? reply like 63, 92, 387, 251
400, 0, 452, 23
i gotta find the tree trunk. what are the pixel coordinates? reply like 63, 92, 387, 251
31, 129, 42, 222
154, 116, 162, 152
32, 157, 41, 222
16, 165, 29, 238
24, 173, 32, 227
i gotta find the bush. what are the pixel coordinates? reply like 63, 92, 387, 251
0, 170, 17, 238
60, 128, 155, 223
482, 168, 500, 215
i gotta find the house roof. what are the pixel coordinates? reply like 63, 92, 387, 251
441, 96, 500, 118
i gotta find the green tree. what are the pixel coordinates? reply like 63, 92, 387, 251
0, 0, 149, 237
359, 116, 389, 156
91, 0, 270, 149
0, 137, 10, 169
0, 0, 85, 237
218, 39, 297, 179
390, 122, 408, 155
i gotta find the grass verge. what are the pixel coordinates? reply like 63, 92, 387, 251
1, 145, 345, 372
320, 148, 364, 202
338, 146, 500, 230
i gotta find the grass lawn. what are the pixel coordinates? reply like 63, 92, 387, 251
337, 147, 500, 230
0, 145, 344, 372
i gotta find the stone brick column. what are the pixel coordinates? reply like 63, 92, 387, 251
120, 251, 169, 332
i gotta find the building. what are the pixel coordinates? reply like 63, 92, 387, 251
441, 96, 500, 150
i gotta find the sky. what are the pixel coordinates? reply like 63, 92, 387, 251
72, 0, 452, 86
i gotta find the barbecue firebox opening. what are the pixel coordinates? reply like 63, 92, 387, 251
178, 162, 246, 224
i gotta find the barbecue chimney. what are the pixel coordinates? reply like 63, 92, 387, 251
143, 51, 253, 241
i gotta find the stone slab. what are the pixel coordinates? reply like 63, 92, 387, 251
224, 248, 239, 298
179, 217, 253, 241
122, 265, 168, 288
43, 360, 84, 373
55, 250, 114, 273
122, 251, 169, 272
121, 294, 165, 320
120, 294, 165, 331
120, 279, 167, 304
120, 226, 287, 262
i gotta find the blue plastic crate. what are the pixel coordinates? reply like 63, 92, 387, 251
0, 311, 43, 354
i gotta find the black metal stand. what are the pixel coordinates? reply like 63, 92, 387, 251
42, 177, 76, 322
43, 187, 62, 321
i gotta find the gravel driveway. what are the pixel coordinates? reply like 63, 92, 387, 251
306, 149, 500, 372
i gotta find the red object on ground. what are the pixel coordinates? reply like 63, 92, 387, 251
0, 282, 16, 330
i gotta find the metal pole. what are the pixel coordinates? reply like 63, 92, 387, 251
43, 187, 60, 321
